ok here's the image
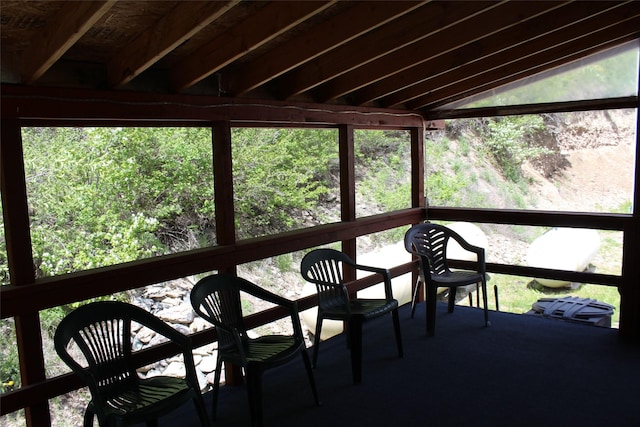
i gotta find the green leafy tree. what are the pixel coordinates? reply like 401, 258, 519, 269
22, 126, 214, 277
482, 115, 548, 182
232, 128, 338, 238
355, 130, 411, 212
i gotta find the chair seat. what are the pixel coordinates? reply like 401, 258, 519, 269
300, 248, 403, 383
190, 274, 320, 427
54, 301, 210, 427
246, 336, 303, 364
99, 375, 194, 419
430, 270, 483, 286
323, 299, 399, 320
405, 222, 490, 336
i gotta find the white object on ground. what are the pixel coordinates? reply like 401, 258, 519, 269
445, 222, 489, 261
526, 227, 600, 288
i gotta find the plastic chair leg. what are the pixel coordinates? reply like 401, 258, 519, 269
211, 357, 223, 420
192, 391, 211, 427
481, 279, 490, 327
392, 309, 403, 358
301, 350, 321, 406
246, 368, 263, 427
312, 317, 323, 368
426, 283, 438, 336
82, 408, 94, 427
348, 318, 363, 384
410, 277, 422, 318
447, 287, 456, 313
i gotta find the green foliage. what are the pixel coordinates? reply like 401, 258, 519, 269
355, 130, 411, 212
482, 115, 548, 182
0, 319, 19, 392
232, 128, 338, 238
424, 132, 481, 207
0, 202, 7, 286
276, 253, 293, 272
22, 127, 215, 277
465, 45, 638, 107
612, 200, 633, 214
426, 171, 466, 206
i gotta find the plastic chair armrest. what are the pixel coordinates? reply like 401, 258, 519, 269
353, 264, 394, 300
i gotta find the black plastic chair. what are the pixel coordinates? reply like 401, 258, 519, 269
300, 248, 403, 384
190, 274, 320, 427
404, 222, 490, 336
54, 301, 210, 427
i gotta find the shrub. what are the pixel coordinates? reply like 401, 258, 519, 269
482, 115, 549, 182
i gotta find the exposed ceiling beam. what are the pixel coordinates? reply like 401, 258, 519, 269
21, 0, 117, 84
377, 1, 633, 108
171, 0, 334, 92
220, 0, 422, 97
107, 0, 240, 88
316, 1, 567, 103
278, 1, 489, 100
413, 17, 640, 110
3, 0, 637, 116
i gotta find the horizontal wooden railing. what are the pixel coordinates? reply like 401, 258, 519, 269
0, 206, 630, 415
0, 208, 423, 318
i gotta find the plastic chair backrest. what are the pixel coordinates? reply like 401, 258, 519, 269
300, 248, 352, 311
190, 274, 249, 353
405, 223, 453, 276
54, 302, 147, 401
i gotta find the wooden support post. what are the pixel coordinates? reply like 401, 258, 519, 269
411, 126, 426, 304
339, 124, 357, 285
212, 121, 243, 384
410, 126, 425, 211
1, 119, 51, 426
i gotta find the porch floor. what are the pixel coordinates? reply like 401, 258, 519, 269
161, 301, 640, 427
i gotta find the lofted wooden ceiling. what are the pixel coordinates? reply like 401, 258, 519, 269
1, 1, 639, 116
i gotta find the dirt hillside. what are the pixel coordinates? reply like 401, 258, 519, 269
526, 110, 635, 213
488, 110, 635, 267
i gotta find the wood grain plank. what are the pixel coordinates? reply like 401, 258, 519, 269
221, 1, 420, 96
108, 0, 239, 88
171, 1, 334, 92
21, 0, 116, 84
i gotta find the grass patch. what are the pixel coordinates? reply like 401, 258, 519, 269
459, 273, 620, 328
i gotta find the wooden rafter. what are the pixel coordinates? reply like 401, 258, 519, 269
220, 0, 423, 96
21, 0, 116, 84
107, 0, 240, 88
376, 0, 634, 108
171, 0, 334, 92
410, 14, 640, 110
278, 0, 484, 100
316, 0, 567, 103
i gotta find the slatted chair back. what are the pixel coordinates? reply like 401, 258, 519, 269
404, 222, 452, 276
300, 248, 353, 314
55, 302, 142, 402
190, 276, 248, 357
54, 301, 211, 427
